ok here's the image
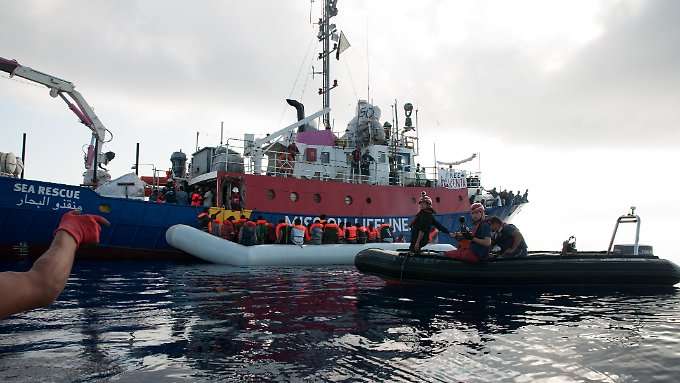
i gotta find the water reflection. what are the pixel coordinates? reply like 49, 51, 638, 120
1, 260, 679, 382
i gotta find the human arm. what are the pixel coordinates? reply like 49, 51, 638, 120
432, 218, 450, 235
0, 211, 109, 319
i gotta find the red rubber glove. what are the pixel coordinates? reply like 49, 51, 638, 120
55, 210, 110, 247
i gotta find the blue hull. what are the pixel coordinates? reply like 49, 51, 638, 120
0, 177, 521, 257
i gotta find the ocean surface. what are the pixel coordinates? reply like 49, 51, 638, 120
1, 259, 680, 383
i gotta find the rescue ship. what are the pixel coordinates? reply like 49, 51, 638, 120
0, 1, 525, 259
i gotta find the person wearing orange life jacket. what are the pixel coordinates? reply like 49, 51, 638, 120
265, 221, 276, 244
337, 222, 346, 243
275, 219, 291, 244
234, 215, 247, 236
322, 221, 342, 244
357, 224, 369, 244
255, 216, 269, 245
429, 226, 439, 244
345, 223, 358, 244
239, 218, 257, 246
190, 188, 202, 207
309, 219, 324, 245
378, 223, 394, 243
221, 216, 236, 241
196, 208, 211, 232
211, 214, 222, 237
367, 224, 377, 242
291, 218, 310, 246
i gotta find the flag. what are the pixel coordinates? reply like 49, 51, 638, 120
336, 31, 351, 60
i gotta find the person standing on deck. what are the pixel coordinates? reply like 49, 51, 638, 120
176, 185, 189, 205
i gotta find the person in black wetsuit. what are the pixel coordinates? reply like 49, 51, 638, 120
488, 216, 528, 257
409, 192, 450, 253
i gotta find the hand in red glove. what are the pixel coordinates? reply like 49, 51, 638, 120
55, 210, 110, 247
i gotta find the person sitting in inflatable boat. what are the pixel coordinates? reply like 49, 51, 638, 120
444, 202, 492, 263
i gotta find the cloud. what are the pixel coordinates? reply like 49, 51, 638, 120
1, 0, 678, 151
428, 0, 680, 146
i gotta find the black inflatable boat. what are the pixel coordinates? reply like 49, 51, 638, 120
354, 250, 680, 286
356, 208, 680, 287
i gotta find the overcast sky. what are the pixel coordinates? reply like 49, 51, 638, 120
2, 0, 679, 259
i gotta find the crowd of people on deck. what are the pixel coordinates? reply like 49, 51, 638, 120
470, 187, 529, 207
146, 182, 244, 211
196, 212, 402, 247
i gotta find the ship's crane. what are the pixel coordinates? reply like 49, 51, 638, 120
243, 107, 329, 174
0, 56, 114, 186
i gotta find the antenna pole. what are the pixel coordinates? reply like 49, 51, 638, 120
20, 133, 26, 179
367, 22, 370, 102
318, 0, 338, 129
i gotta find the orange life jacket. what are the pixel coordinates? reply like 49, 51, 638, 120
346, 226, 358, 241
367, 228, 377, 242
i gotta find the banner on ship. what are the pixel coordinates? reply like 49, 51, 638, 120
438, 169, 467, 190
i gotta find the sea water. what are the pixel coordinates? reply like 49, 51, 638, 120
1, 260, 679, 382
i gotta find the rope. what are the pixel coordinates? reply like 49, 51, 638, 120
276, 32, 317, 128
399, 252, 410, 282
342, 59, 359, 99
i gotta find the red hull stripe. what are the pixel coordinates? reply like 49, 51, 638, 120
228, 173, 469, 216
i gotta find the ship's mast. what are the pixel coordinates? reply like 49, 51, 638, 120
317, 0, 338, 130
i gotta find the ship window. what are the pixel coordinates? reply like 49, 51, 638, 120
313, 193, 321, 203
344, 196, 353, 205
411, 197, 417, 204
435, 196, 441, 203
378, 152, 386, 163
366, 197, 372, 204
305, 148, 317, 162
290, 192, 299, 202
320, 152, 330, 164
266, 189, 276, 200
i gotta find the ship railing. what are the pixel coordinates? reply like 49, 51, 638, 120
217, 144, 450, 187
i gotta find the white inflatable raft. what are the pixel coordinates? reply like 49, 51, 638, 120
166, 224, 455, 266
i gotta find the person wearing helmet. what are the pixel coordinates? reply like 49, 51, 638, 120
444, 202, 492, 263
409, 191, 450, 253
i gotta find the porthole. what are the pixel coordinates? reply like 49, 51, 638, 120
290, 192, 299, 202
344, 196, 353, 205
435, 197, 441, 203
313, 193, 321, 203
266, 189, 276, 200
366, 197, 372, 204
